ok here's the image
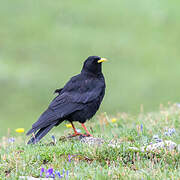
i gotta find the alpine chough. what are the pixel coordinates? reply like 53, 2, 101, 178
27, 56, 107, 144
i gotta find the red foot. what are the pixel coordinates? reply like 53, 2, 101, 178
82, 133, 93, 137
70, 133, 83, 137
69, 122, 93, 138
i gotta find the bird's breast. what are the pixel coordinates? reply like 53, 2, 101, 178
69, 99, 102, 123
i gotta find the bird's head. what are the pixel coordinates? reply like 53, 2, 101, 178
81, 56, 107, 75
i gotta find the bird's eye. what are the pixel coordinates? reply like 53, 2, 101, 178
94, 58, 100, 63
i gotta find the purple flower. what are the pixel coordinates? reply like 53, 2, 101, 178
40, 167, 45, 177
153, 135, 162, 143
164, 128, 176, 136
62, 168, 65, 176
66, 170, 69, 179
46, 168, 54, 178
8, 137, 15, 143
156, 138, 162, 143
51, 135, 56, 144
164, 132, 169, 136
40, 167, 68, 179
68, 155, 72, 163
68, 154, 76, 163
168, 128, 175, 134
140, 124, 143, 132
55, 171, 63, 178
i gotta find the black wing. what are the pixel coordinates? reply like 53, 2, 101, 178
54, 88, 63, 94
59, 74, 105, 104
27, 74, 105, 136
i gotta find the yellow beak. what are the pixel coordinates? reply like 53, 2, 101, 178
97, 58, 108, 63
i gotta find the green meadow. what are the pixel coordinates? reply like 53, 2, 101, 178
0, 104, 180, 179
0, 1, 180, 178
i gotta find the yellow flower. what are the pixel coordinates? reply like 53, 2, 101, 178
15, 128, 25, 133
66, 124, 72, 128
111, 118, 117, 123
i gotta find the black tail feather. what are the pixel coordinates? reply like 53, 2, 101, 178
26, 128, 36, 136
27, 122, 56, 144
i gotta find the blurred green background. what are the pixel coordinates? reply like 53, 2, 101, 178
0, 0, 180, 136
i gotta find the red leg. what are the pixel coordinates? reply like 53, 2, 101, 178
81, 123, 93, 137
70, 122, 83, 137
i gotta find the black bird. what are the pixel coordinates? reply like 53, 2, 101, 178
27, 56, 107, 144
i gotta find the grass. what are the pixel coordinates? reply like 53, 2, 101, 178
0, 104, 180, 179
0, 1, 180, 178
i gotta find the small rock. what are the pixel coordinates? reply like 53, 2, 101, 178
130, 140, 177, 152
80, 137, 105, 146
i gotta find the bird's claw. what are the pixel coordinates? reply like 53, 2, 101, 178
69, 133, 83, 137
82, 133, 93, 137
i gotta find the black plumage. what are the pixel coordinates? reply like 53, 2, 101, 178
27, 56, 107, 144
